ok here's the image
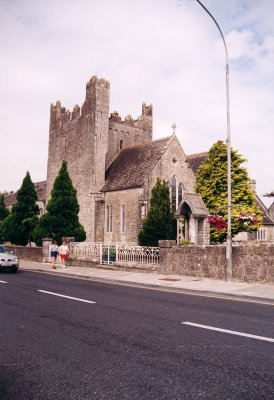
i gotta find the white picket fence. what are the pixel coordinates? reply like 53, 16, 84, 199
70, 242, 160, 265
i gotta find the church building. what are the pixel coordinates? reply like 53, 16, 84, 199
46, 75, 210, 245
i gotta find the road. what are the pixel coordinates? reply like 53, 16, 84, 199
0, 270, 273, 400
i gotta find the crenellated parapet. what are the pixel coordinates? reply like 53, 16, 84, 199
109, 111, 121, 123
142, 102, 153, 117
71, 105, 81, 120
124, 115, 134, 126
50, 75, 111, 129
50, 101, 68, 126
85, 75, 110, 101
109, 103, 153, 131
50, 101, 83, 132
86, 75, 110, 89
81, 75, 110, 115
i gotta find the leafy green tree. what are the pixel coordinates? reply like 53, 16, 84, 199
33, 160, 86, 245
1, 172, 39, 245
195, 140, 262, 242
0, 194, 9, 221
138, 177, 176, 246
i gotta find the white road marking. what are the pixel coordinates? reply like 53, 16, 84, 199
0, 280, 7, 284
182, 321, 274, 343
38, 290, 96, 304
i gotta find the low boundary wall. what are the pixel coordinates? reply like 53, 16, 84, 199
159, 241, 274, 283
5, 245, 43, 263
3, 241, 274, 283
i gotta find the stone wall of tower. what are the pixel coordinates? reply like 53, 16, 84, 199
106, 103, 152, 168
47, 75, 153, 242
46, 76, 110, 241
104, 188, 143, 244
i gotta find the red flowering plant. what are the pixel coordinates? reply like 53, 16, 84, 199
207, 215, 227, 230
207, 215, 227, 242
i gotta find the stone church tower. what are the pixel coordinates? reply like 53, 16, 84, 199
46, 76, 152, 241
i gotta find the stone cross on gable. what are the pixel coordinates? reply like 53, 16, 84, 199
171, 123, 177, 135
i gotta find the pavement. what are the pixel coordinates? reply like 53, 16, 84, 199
20, 260, 274, 305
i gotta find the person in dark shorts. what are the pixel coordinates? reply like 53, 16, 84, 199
50, 240, 59, 269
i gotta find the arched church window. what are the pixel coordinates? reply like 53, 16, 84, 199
178, 182, 184, 205
171, 175, 176, 213
166, 181, 171, 197
140, 201, 147, 220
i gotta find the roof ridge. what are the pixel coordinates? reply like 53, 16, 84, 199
186, 151, 208, 158
119, 135, 172, 153
141, 135, 175, 184
102, 135, 174, 192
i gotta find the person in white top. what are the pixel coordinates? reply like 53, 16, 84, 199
58, 241, 70, 267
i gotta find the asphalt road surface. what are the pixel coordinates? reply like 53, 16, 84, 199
0, 270, 273, 400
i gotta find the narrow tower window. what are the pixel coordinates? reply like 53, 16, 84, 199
106, 205, 113, 232
120, 204, 126, 233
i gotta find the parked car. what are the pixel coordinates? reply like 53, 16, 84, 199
0, 245, 19, 272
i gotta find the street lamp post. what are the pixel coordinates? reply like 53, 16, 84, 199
195, 0, 232, 279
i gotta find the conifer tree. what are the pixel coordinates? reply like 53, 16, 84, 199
33, 160, 86, 245
195, 140, 262, 242
1, 172, 39, 245
138, 177, 176, 246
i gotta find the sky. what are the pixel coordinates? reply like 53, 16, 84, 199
0, 0, 273, 207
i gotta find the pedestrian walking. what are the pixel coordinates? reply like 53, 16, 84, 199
58, 241, 70, 268
50, 240, 59, 269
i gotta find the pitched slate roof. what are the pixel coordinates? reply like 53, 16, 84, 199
176, 193, 209, 217
4, 180, 47, 207
101, 137, 172, 192
186, 152, 208, 174
255, 196, 274, 225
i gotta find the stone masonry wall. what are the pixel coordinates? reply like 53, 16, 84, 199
46, 76, 153, 242
5, 246, 42, 262
5, 242, 274, 284
46, 76, 110, 241
104, 187, 143, 243
143, 135, 197, 204
143, 135, 210, 245
159, 241, 274, 283
106, 104, 152, 168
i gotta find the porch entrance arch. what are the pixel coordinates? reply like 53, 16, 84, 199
175, 193, 209, 246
